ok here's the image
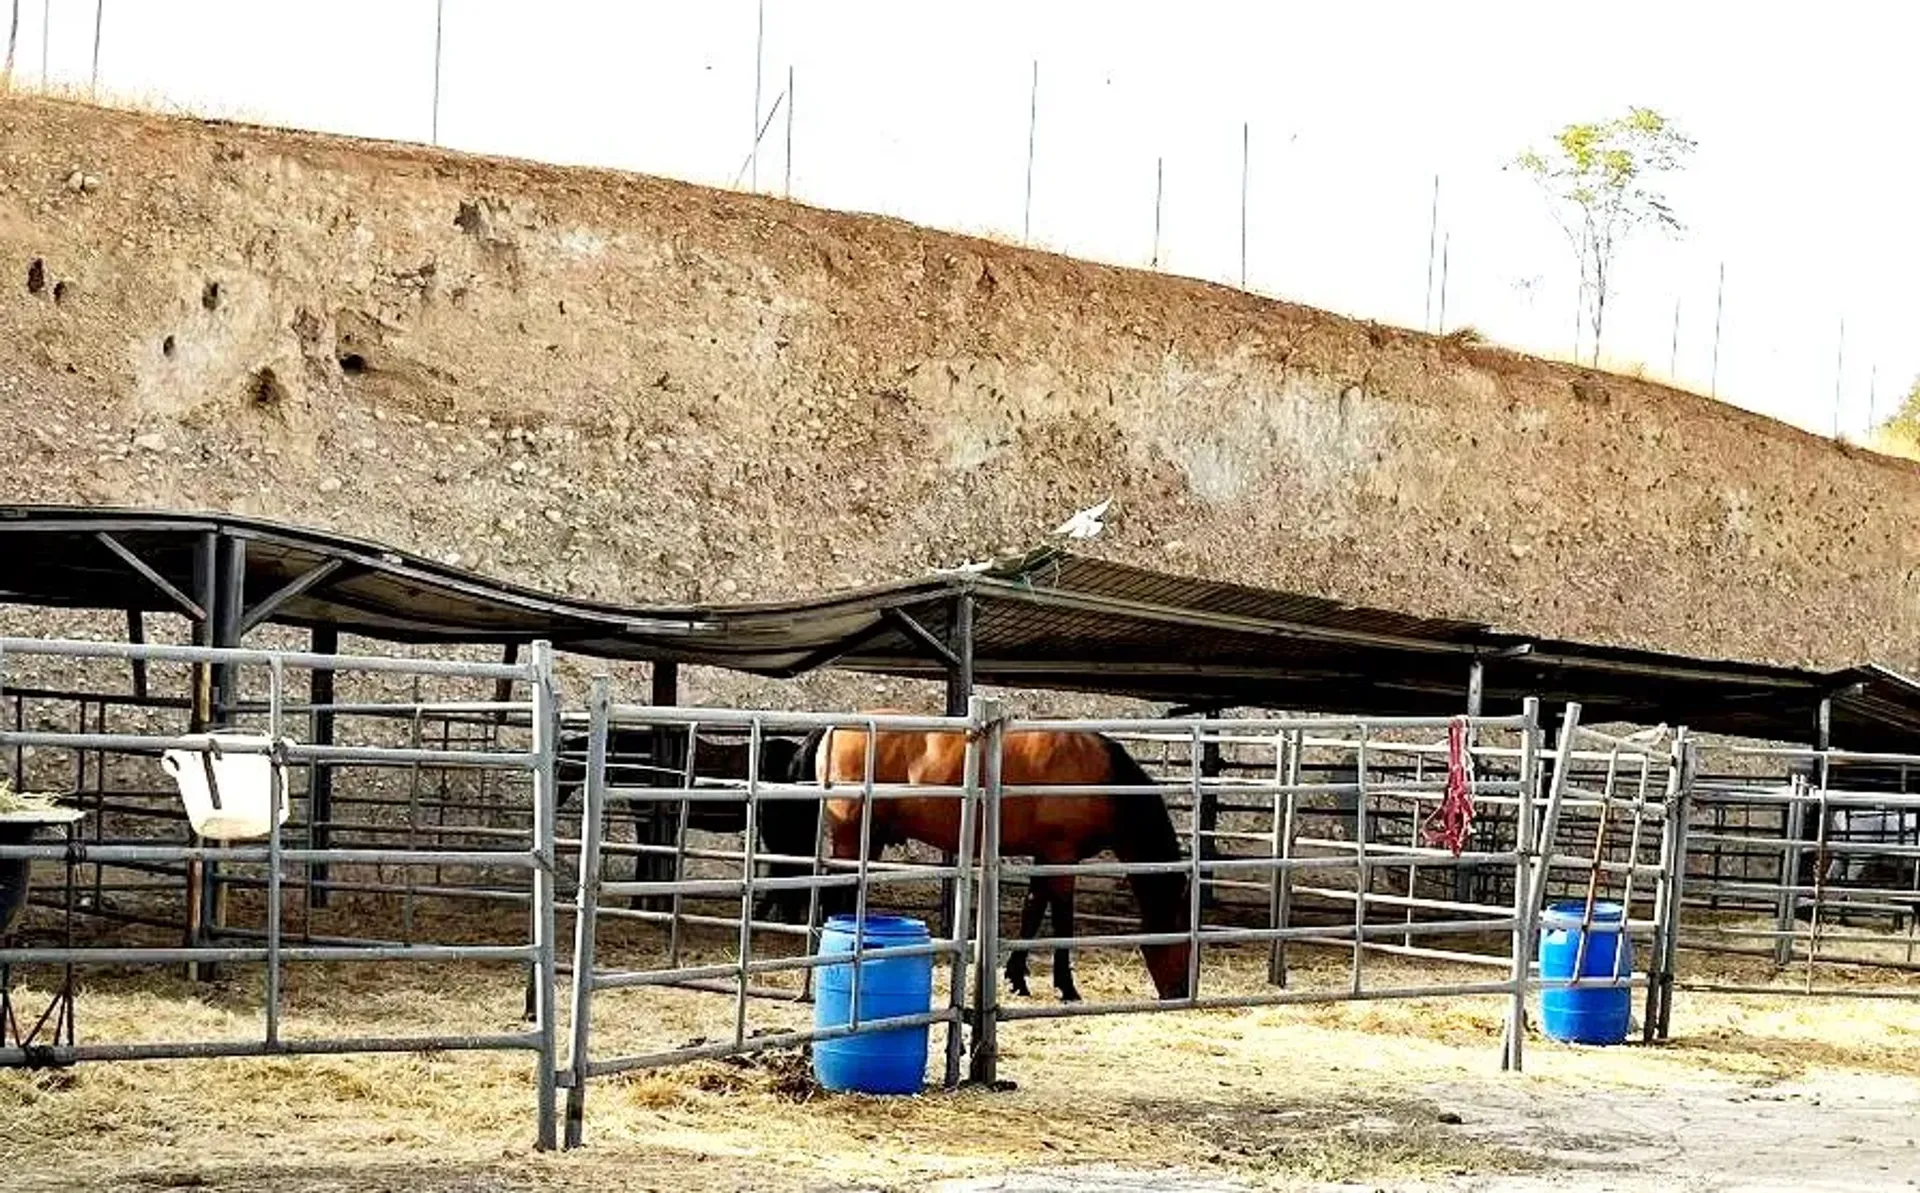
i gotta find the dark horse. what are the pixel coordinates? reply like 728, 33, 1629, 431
793, 713, 1191, 1002
557, 726, 819, 923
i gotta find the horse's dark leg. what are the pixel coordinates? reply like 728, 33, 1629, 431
1005, 881, 1047, 997
1048, 876, 1082, 1003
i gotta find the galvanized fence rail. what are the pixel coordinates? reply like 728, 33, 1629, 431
0, 636, 561, 1149
1679, 742, 1920, 995
557, 691, 1724, 1146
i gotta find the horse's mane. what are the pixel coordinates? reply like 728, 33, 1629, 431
1096, 736, 1182, 862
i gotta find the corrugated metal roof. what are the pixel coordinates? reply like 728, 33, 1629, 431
0, 505, 1908, 749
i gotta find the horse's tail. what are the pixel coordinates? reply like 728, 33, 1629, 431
790, 725, 829, 784
1100, 733, 1193, 999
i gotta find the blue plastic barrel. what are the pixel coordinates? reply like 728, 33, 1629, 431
1539, 900, 1633, 1045
812, 914, 933, 1094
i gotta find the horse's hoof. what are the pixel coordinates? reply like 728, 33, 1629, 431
1058, 987, 1083, 1004
1008, 977, 1032, 997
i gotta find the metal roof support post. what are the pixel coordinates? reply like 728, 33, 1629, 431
308, 625, 339, 909
939, 591, 976, 938
125, 610, 147, 700
640, 661, 683, 912
199, 531, 248, 980
183, 530, 218, 983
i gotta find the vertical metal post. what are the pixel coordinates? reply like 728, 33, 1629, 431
125, 610, 147, 699
940, 591, 975, 935
308, 625, 337, 908
1197, 711, 1221, 910
562, 676, 612, 1149
1645, 727, 1689, 1043
1655, 731, 1694, 1040
641, 660, 682, 909
1350, 724, 1369, 996
1669, 298, 1681, 378
529, 641, 559, 1150
733, 717, 761, 1049
1504, 698, 1541, 1071
941, 695, 985, 1088
184, 531, 216, 981
211, 533, 246, 723
750, 0, 764, 190
1186, 723, 1205, 1002
264, 659, 284, 1050
1459, 660, 1485, 904
1833, 316, 1847, 439
430, 0, 444, 145
88, 0, 100, 96
1424, 173, 1440, 331
1022, 60, 1037, 244
783, 64, 794, 199
967, 700, 1005, 1085
1238, 121, 1249, 288
1777, 700, 1828, 966
1151, 156, 1163, 268
40, 0, 48, 85
1437, 231, 1451, 333
1709, 262, 1725, 399
1268, 726, 1302, 986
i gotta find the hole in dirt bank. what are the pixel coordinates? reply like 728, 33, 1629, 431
338, 353, 368, 376
454, 200, 484, 235
162, 335, 176, 359
26, 259, 46, 295
202, 281, 221, 312
250, 367, 288, 409
52, 280, 69, 305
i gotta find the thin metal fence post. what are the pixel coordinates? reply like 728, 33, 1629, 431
1185, 723, 1205, 1002
750, 0, 764, 190
561, 677, 611, 1149
1238, 121, 1249, 288
1022, 60, 1037, 244
1268, 726, 1302, 986
430, 0, 443, 145
88, 0, 100, 96
783, 64, 794, 199
1504, 698, 1541, 1071
1424, 173, 1440, 331
529, 641, 559, 1150
1151, 155, 1163, 268
265, 659, 285, 1050
734, 717, 761, 1049
1710, 262, 1725, 399
968, 700, 1005, 1084
942, 696, 986, 1088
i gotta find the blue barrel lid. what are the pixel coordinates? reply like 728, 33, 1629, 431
1541, 900, 1626, 930
823, 913, 929, 939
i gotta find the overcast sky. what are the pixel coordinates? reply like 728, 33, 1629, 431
25, 1, 1918, 438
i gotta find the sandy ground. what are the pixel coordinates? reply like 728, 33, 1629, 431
3, 928, 1918, 1193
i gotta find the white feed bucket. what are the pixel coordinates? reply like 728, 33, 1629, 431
161, 730, 292, 841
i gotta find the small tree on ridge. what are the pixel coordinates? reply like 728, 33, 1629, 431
1516, 107, 1694, 366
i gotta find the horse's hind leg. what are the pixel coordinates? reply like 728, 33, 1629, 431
1005, 881, 1047, 997
1047, 876, 1082, 1003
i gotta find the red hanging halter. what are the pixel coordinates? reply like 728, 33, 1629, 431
1422, 716, 1476, 856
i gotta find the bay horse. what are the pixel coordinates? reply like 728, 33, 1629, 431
795, 712, 1192, 1002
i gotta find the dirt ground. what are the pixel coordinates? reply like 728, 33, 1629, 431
3, 935, 1917, 1193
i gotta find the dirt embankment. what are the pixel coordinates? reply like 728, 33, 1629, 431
2, 93, 1917, 705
